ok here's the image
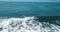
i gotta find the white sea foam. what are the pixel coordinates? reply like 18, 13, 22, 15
0, 17, 60, 32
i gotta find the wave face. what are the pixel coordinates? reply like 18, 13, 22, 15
0, 16, 60, 32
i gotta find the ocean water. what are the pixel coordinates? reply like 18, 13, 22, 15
0, 2, 60, 32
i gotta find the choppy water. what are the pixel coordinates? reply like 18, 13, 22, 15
0, 2, 60, 32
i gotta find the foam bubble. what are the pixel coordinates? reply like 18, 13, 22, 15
0, 17, 60, 32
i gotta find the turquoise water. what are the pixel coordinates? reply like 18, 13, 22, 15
0, 2, 60, 17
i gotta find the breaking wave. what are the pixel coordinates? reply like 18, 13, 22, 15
0, 16, 60, 32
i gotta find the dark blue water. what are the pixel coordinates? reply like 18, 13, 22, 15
0, 2, 60, 17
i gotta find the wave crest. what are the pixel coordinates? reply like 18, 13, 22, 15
0, 17, 60, 32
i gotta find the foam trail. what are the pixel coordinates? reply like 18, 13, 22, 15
0, 17, 60, 32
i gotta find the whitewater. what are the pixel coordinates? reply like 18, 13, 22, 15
0, 16, 60, 32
